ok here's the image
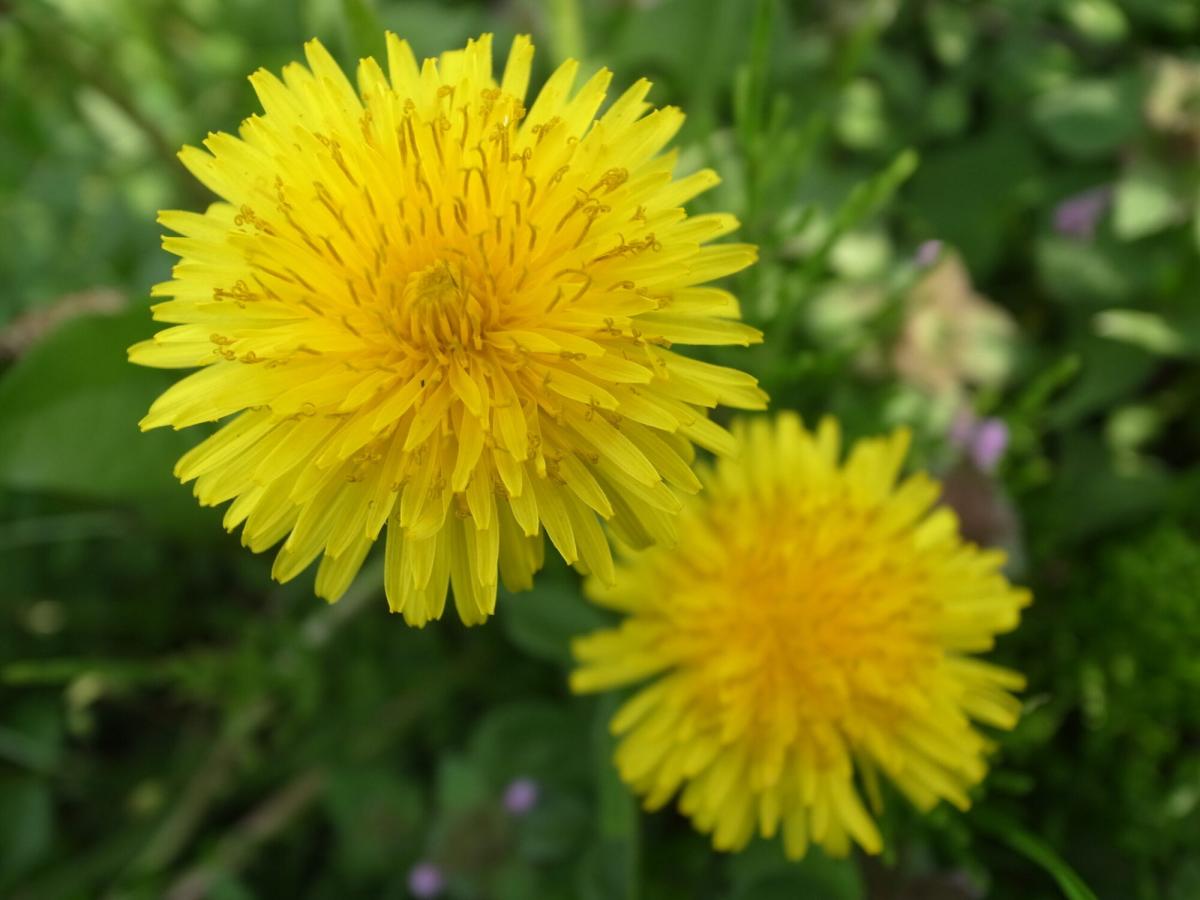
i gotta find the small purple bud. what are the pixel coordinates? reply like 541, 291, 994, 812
915, 239, 943, 267
949, 410, 1008, 473
971, 418, 1009, 473
503, 777, 540, 815
1054, 187, 1111, 240
407, 862, 445, 898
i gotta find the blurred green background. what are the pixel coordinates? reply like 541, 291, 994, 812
3, 0, 1200, 897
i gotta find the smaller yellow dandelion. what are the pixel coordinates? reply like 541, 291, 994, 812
571, 413, 1030, 858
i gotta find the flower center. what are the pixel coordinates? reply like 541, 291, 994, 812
398, 261, 489, 357
695, 510, 939, 745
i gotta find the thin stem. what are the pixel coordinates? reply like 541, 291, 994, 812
548, 0, 586, 65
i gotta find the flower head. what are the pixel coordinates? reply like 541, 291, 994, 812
130, 34, 764, 624
571, 414, 1030, 858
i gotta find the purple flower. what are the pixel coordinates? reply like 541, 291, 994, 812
503, 777, 540, 815
1054, 186, 1111, 240
950, 410, 1009, 473
971, 418, 1009, 472
407, 862, 445, 898
915, 239, 943, 267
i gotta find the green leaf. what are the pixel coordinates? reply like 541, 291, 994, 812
733, 0, 776, 148
0, 699, 63, 775
0, 777, 53, 885
924, 82, 970, 139
494, 862, 540, 900
1112, 161, 1185, 240
1045, 337, 1154, 430
1030, 431, 1168, 549
374, 1, 488, 59
208, 875, 258, 900
728, 839, 864, 900
1034, 236, 1134, 307
499, 560, 610, 666
468, 702, 593, 860
470, 701, 589, 785
547, 0, 586, 65
924, 0, 976, 67
801, 148, 918, 283
835, 79, 887, 151
578, 696, 638, 900
324, 767, 423, 874
518, 793, 591, 864
908, 125, 1039, 276
1094, 309, 1192, 357
436, 754, 492, 814
339, 0, 386, 61
1063, 0, 1129, 44
1032, 75, 1143, 160
0, 307, 212, 531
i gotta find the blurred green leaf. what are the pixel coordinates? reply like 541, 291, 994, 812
1094, 309, 1192, 357
728, 839, 863, 900
499, 563, 609, 667
733, 0, 776, 150
471, 702, 588, 786
1106, 403, 1161, 453
340, 0, 386, 61
836, 79, 888, 151
1032, 75, 1143, 160
437, 755, 492, 814
1035, 236, 1133, 306
517, 793, 591, 864
0, 700, 63, 775
1113, 161, 1185, 240
924, 82, 970, 138
324, 767, 423, 874
547, 0, 586, 65
801, 148, 918, 283
925, 0, 976, 67
209, 874, 259, 900
1064, 0, 1130, 45
577, 695, 638, 900
1046, 337, 1155, 430
0, 777, 53, 885
0, 307, 211, 530
908, 125, 1039, 275
494, 861, 541, 900
375, 1, 488, 59
1031, 432, 1168, 548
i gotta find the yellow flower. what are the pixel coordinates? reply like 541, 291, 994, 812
571, 414, 1029, 858
130, 34, 765, 625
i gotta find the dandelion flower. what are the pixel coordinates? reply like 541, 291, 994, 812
130, 34, 765, 625
571, 414, 1030, 858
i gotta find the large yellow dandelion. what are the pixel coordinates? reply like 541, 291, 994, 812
130, 34, 766, 625
571, 414, 1030, 858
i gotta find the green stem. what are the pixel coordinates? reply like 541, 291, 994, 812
972, 810, 1099, 900
548, 0, 586, 64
